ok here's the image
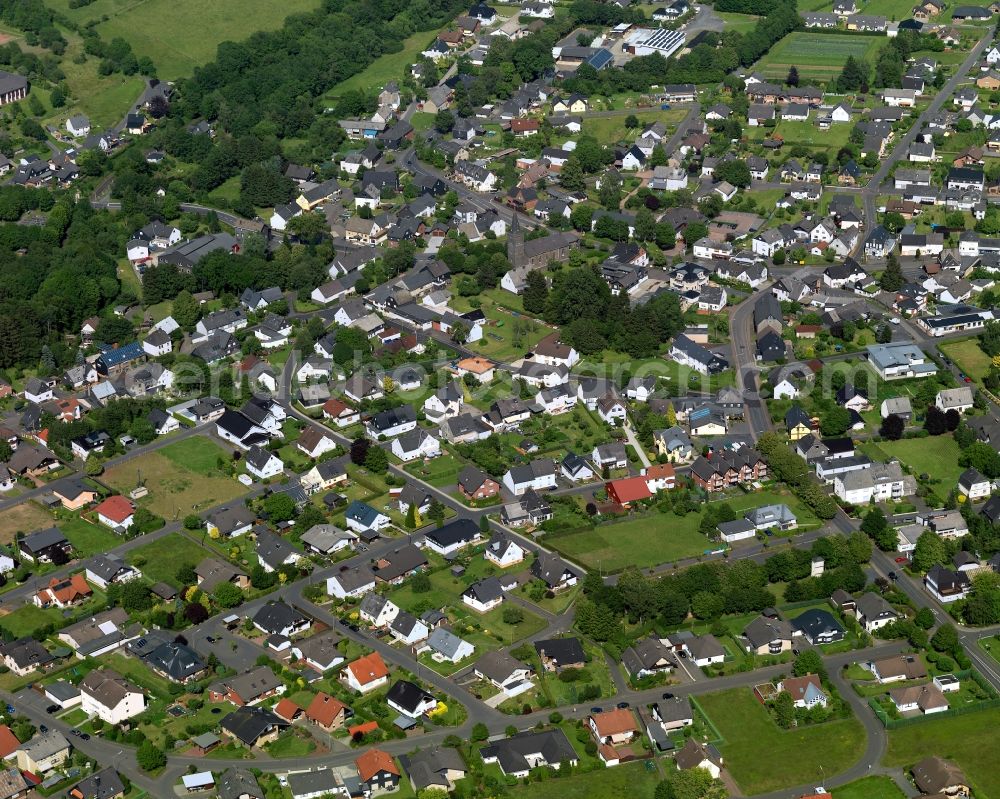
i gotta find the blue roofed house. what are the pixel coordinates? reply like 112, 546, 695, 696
95, 342, 145, 376
345, 501, 391, 535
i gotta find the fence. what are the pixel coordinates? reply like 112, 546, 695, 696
866, 669, 1000, 729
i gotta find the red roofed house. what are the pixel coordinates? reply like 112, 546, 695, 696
510, 118, 540, 137
305, 692, 347, 731
605, 476, 653, 506
341, 652, 390, 694
273, 698, 301, 722
643, 463, 676, 492
322, 397, 360, 428
34, 574, 92, 609
589, 707, 639, 767
94, 495, 135, 531
0, 724, 19, 758
356, 748, 401, 793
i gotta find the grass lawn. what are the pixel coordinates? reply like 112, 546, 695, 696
57, 515, 121, 557
99, 652, 176, 699
450, 602, 548, 647
549, 512, 711, 572
503, 759, 660, 799
832, 777, 907, 799
699, 688, 865, 794
768, 119, 852, 151
126, 532, 216, 588
404, 453, 464, 489
718, 11, 761, 33
884, 706, 1000, 799
449, 298, 550, 362
581, 108, 687, 147
0, 502, 54, 542
327, 28, 438, 98
756, 32, 882, 80
264, 730, 316, 757
860, 434, 962, 484
57, 0, 326, 80
939, 338, 992, 381
104, 437, 247, 519
0, 605, 64, 638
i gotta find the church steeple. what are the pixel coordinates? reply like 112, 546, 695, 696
507, 213, 525, 268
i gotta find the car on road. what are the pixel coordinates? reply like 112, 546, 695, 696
662, 692, 675, 700
890, 317, 900, 324
45, 705, 58, 714
39, 725, 47, 734
616, 701, 630, 709
205, 636, 216, 643
965, 376, 972, 383
888, 571, 898, 581
895, 557, 908, 564
590, 707, 603, 714
80, 733, 90, 740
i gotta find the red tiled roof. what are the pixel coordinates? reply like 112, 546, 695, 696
348, 720, 379, 737
273, 698, 300, 721
305, 692, 346, 727
356, 748, 400, 782
348, 652, 389, 686
94, 495, 134, 524
0, 725, 19, 758
606, 477, 652, 503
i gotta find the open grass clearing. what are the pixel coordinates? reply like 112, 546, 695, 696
60, 0, 325, 80
126, 532, 216, 588
884, 706, 1000, 799
939, 337, 992, 381
57, 515, 121, 557
0, 502, 53, 542
699, 687, 865, 794
581, 108, 687, 147
859, 434, 962, 485
103, 438, 247, 519
0, 604, 64, 638
503, 755, 659, 799
718, 11, 762, 33
832, 776, 907, 799
326, 28, 438, 99
549, 513, 712, 573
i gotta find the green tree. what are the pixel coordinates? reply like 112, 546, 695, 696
523, 269, 549, 314
880, 253, 904, 291
635, 206, 656, 241
559, 156, 586, 191
137, 740, 166, 771
471, 723, 489, 741
120, 581, 153, 613
914, 607, 935, 629
836, 55, 869, 92
773, 690, 795, 729
861, 507, 897, 551
913, 530, 948, 572
931, 622, 959, 654
820, 406, 852, 437
172, 290, 200, 329
364, 446, 388, 473
792, 649, 826, 680
262, 493, 296, 523
212, 581, 244, 608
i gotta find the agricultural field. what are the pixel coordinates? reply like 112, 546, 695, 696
103, 436, 247, 519
755, 32, 882, 81
940, 338, 993, 381
46, 0, 323, 80
884, 706, 1000, 799
699, 688, 865, 794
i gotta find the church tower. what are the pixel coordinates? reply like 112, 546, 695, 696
507, 213, 525, 269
